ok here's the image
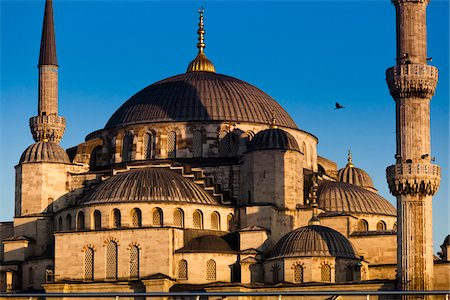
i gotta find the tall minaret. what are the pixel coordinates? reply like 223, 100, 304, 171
386, 0, 441, 296
29, 0, 65, 143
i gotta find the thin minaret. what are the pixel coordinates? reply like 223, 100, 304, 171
386, 0, 441, 297
30, 0, 65, 143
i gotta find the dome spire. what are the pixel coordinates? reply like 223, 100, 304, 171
308, 174, 321, 225
187, 8, 216, 73
347, 149, 354, 167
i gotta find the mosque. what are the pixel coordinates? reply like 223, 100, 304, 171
0, 0, 448, 297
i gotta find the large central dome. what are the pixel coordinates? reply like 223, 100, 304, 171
105, 72, 297, 129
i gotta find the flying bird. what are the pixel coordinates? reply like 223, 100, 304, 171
335, 102, 345, 110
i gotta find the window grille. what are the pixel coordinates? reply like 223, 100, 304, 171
357, 220, 368, 231
346, 265, 353, 282
112, 209, 121, 228
84, 247, 94, 281
173, 209, 184, 228
193, 131, 203, 157
167, 131, 176, 158
227, 214, 233, 231
206, 259, 216, 280
271, 264, 280, 283
93, 210, 101, 229
77, 212, 85, 230
106, 241, 118, 280
294, 265, 303, 283
131, 208, 142, 227
376, 221, 386, 231
211, 212, 220, 230
130, 246, 139, 279
321, 264, 331, 282
219, 131, 230, 157
144, 132, 156, 159
66, 214, 72, 230
193, 210, 203, 229
178, 259, 188, 279
122, 133, 133, 162
152, 208, 163, 226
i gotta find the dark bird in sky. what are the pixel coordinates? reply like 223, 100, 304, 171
335, 102, 345, 110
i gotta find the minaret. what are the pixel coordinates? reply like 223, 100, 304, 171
386, 0, 441, 296
29, 0, 65, 143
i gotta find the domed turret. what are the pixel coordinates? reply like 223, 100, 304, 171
176, 235, 234, 253
338, 150, 375, 189
247, 128, 301, 153
19, 141, 70, 164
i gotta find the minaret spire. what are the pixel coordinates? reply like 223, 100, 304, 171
386, 0, 440, 297
30, 0, 66, 143
346, 149, 354, 168
187, 7, 216, 73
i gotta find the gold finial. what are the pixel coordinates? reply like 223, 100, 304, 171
270, 110, 278, 129
308, 174, 320, 225
347, 149, 354, 167
187, 8, 216, 73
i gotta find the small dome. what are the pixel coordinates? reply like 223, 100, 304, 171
271, 225, 357, 259
176, 235, 234, 253
317, 180, 396, 216
19, 141, 70, 164
442, 235, 450, 246
80, 168, 219, 205
338, 151, 375, 189
247, 128, 300, 152
187, 52, 216, 73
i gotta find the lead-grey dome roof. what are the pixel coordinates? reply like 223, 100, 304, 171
80, 168, 219, 205
105, 72, 297, 129
247, 128, 301, 152
19, 141, 70, 164
338, 165, 375, 189
176, 235, 235, 253
317, 180, 396, 216
271, 225, 357, 259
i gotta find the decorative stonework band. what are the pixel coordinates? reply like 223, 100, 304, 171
386, 163, 440, 196
29, 115, 66, 143
386, 64, 438, 99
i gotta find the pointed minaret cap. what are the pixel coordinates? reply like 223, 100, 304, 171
39, 0, 58, 66
187, 8, 216, 73
346, 149, 354, 168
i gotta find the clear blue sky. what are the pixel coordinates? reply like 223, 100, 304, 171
1, 1, 448, 252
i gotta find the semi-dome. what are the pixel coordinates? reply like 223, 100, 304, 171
338, 151, 374, 189
19, 141, 70, 164
317, 180, 396, 216
247, 128, 301, 153
105, 72, 297, 129
271, 225, 357, 259
80, 168, 219, 205
176, 235, 234, 253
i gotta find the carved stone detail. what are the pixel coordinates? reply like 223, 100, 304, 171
29, 115, 66, 143
386, 163, 440, 196
386, 64, 438, 99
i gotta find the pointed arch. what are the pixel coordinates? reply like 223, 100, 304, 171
206, 259, 216, 280
129, 245, 139, 279
130, 208, 142, 227
173, 208, 184, 228
112, 209, 121, 228
152, 207, 163, 226
143, 131, 156, 159
193, 210, 203, 229
84, 247, 94, 281
76, 211, 85, 230
211, 211, 220, 230
178, 259, 188, 279
93, 210, 102, 230
106, 240, 118, 280
167, 131, 177, 158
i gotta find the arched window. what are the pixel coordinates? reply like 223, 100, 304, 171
193, 130, 203, 157
84, 247, 94, 281
206, 259, 216, 280
345, 265, 353, 282
28, 267, 33, 285
178, 259, 188, 279
93, 210, 101, 230
211, 212, 220, 230
357, 219, 368, 231
227, 213, 234, 231
66, 214, 72, 230
294, 264, 303, 283
376, 221, 386, 231
90, 145, 102, 168
122, 133, 133, 162
167, 131, 177, 158
58, 216, 63, 231
130, 245, 139, 279
106, 241, 118, 280
193, 210, 203, 229
112, 209, 121, 228
173, 209, 184, 228
152, 208, 163, 226
321, 264, 331, 282
271, 264, 280, 283
393, 222, 398, 231
143, 131, 156, 159
45, 265, 54, 282
77, 211, 85, 230
131, 208, 142, 227
219, 131, 230, 157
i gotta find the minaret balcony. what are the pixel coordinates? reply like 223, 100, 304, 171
386, 163, 441, 196
29, 115, 66, 143
386, 64, 438, 99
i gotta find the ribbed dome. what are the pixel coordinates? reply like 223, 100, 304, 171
19, 141, 70, 164
105, 72, 297, 129
317, 180, 396, 216
80, 168, 219, 205
338, 166, 374, 189
443, 235, 450, 246
176, 235, 234, 253
187, 53, 216, 73
271, 225, 357, 259
247, 128, 301, 152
